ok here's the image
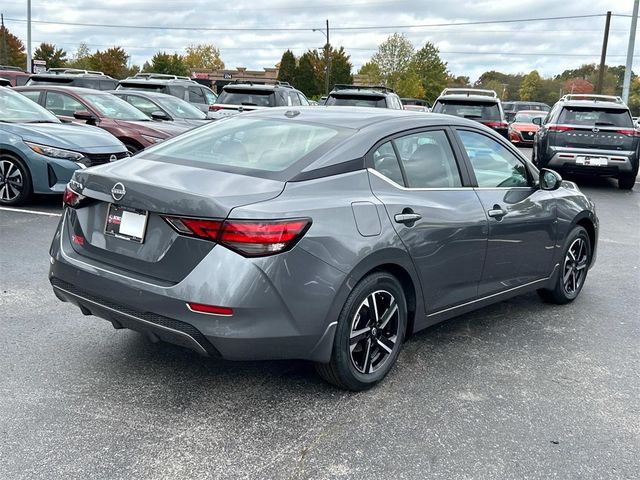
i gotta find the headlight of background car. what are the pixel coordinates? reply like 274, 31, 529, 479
141, 135, 164, 144
25, 142, 85, 162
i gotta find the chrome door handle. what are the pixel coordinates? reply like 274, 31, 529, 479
487, 207, 506, 218
394, 213, 422, 224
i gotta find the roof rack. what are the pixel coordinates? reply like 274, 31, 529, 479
440, 88, 497, 98
333, 84, 395, 93
131, 72, 193, 81
44, 68, 106, 76
560, 94, 624, 104
226, 80, 293, 88
0, 65, 26, 72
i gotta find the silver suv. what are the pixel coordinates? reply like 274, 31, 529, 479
210, 81, 309, 119
324, 85, 404, 109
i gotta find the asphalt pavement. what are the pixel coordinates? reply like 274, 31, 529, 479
1, 149, 638, 480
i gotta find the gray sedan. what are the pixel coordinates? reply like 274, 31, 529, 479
49, 107, 598, 390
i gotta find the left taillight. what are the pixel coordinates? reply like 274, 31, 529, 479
162, 216, 311, 257
62, 185, 84, 208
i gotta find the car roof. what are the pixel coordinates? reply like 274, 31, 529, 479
110, 89, 174, 99
15, 85, 107, 95
436, 94, 499, 103
559, 100, 629, 110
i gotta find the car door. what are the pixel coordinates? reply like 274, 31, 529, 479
454, 128, 557, 296
367, 128, 488, 314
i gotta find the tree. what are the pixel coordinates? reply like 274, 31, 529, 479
371, 33, 414, 89
563, 78, 593, 95
277, 50, 297, 85
89, 47, 131, 78
183, 44, 224, 71
328, 46, 353, 90
358, 62, 382, 85
396, 70, 425, 98
67, 43, 93, 70
295, 51, 319, 98
475, 70, 524, 100
144, 52, 189, 76
447, 75, 470, 87
0, 24, 26, 68
411, 42, 449, 102
519, 70, 543, 101
628, 76, 640, 116
33, 43, 67, 69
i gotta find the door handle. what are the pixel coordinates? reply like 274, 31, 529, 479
487, 205, 507, 219
394, 213, 422, 224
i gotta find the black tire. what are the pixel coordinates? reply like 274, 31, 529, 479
537, 226, 591, 304
124, 142, 141, 155
618, 175, 635, 190
315, 272, 407, 391
0, 154, 32, 206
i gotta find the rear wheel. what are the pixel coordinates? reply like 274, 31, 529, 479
537, 226, 591, 304
618, 175, 635, 190
123, 142, 142, 155
315, 272, 407, 391
0, 155, 32, 206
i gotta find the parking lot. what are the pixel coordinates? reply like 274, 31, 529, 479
0, 146, 638, 480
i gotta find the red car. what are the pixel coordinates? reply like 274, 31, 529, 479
15, 86, 187, 153
508, 110, 547, 146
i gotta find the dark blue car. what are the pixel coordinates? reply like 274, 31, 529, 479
0, 86, 128, 205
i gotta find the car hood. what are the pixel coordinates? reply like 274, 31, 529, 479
0, 121, 126, 152
113, 119, 185, 138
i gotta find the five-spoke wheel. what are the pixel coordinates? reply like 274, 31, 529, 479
0, 156, 31, 205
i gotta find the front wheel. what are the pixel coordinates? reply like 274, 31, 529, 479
537, 226, 591, 304
315, 272, 407, 391
0, 155, 32, 206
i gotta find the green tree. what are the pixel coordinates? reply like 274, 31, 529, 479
0, 25, 26, 67
447, 75, 470, 87
144, 52, 189, 76
328, 46, 353, 90
370, 33, 414, 89
295, 51, 319, 98
358, 62, 382, 85
628, 76, 640, 116
33, 43, 67, 69
475, 70, 524, 100
87, 47, 131, 78
67, 43, 93, 70
277, 50, 297, 85
519, 70, 543, 101
183, 44, 224, 71
410, 41, 449, 102
396, 70, 425, 98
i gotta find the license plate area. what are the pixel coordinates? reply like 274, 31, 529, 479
575, 156, 608, 166
104, 204, 148, 243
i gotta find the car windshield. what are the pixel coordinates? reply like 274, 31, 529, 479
558, 107, 633, 127
156, 95, 206, 119
0, 88, 59, 123
432, 100, 501, 121
514, 112, 546, 123
144, 117, 347, 176
83, 93, 150, 120
326, 95, 387, 108
217, 89, 275, 107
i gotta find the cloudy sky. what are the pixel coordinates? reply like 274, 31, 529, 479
2, 0, 637, 80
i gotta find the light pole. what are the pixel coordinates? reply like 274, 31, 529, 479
27, 0, 32, 72
312, 20, 330, 95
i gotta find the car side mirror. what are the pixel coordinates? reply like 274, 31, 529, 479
151, 110, 171, 121
532, 117, 542, 126
539, 168, 562, 190
73, 110, 97, 124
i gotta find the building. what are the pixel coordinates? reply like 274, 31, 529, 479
192, 66, 280, 93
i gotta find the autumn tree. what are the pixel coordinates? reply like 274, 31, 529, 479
0, 25, 26, 68
447, 75, 471, 87
519, 70, 543, 101
144, 52, 189, 76
277, 50, 297, 85
183, 44, 224, 71
628, 76, 640, 116
410, 42, 449, 102
370, 33, 414, 90
563, 78, 594, 94
87, 47, 131, 78
33, 43, 67, 69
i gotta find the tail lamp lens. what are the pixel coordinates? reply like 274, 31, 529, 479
62, 185, 84, 208
187, 302, 233, 316
163, 216, 311, 257
548, 125, 574, 132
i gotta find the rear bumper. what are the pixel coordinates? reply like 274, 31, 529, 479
49, 211, 344, 362
542, 148, 638, 177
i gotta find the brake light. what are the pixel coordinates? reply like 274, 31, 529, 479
187, 302, 233, 316
548, 125, 574, 132
482, 121, 508, 128
62, 185, 84, 208
209, 105, 224, 111
162, 217, 311, 257
615, 129, 640, 137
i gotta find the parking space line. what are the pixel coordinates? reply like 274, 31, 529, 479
0, 206, 62, 217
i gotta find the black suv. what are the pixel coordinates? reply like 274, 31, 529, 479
117, 73, 217, 116
210, 81, 309, 119
533, 94, 639, 190
324, 84, 403, 109
503, 100, 550, 123
431, 88, 508, 139
26, 69, 118, 90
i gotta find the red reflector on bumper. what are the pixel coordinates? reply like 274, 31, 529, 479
187, 302, 233, 316
71, 234, 85, 246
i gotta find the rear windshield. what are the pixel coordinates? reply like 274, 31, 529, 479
432, 100, 501, 121
27, 77, 74, 86
514, 112, 547, 123
217, 89, 275, 107
326, 94, 386, 108
118, 82, 168, 93
558, 107, 633, 128
143, 117, 351, 178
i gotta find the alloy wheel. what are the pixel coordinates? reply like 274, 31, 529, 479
349, 290, 399, 374
0, 159, 24, 202
563, 237, 588, 295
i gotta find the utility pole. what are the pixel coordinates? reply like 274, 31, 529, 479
622, 0, 639, 103
325, 19, 330, 95
1, 14, 9, 65
26, 0, 32, 72
595, 11, 612, 94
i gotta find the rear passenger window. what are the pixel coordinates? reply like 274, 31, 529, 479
189, 87, 206, 104
458, 130, 530, 188
372, 142, 404, 185
45, 92, 84, 117
289, 92, 301, 106
394, 130, 462, 188
298, 93, 309, 106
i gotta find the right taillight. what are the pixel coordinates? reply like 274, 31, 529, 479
209, 105, 224, 111
62, 185, 84, 208
162, 216, 311, 257
548, 125, 574, 132
615, 129, 640, 137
